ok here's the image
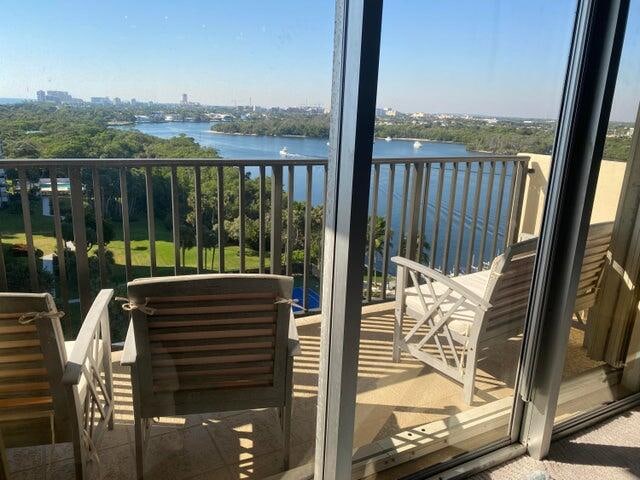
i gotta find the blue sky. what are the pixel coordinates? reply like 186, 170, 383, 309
1, 0, 638, 120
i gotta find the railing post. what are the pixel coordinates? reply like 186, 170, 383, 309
381, 164, 395, 300
303, 165, 313, 310
507, 159, 530, 245
144, 167, 157, 276
442, 162, 458, 273
91, 167, 108, 288
216, 166, 225, 273
195, 166, 204, 273
119, 168, 132, 282
69, 167, 91, 317
430, 162, 445, 269
238, 166, 246, 273
259, 166, 266, 274
50, 172, 69, 310
366, 164, 380, 301
18, 169, 38, 291
404, 163, 424, 261
170, 166, 180, 274
270, 165, 283, 275
286, 165, 294, 276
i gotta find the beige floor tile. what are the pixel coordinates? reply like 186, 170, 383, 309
205, 409, 284, 464
7, 446, 45, 473
6, 466, 45, 480
144, 426, 225, 479
227, 450, 287, 480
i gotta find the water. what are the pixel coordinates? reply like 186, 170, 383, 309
118, 121, 474, 159
117, 122, 513, 281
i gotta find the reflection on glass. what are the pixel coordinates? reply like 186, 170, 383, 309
556, 0, 640, 424
352, 0, 576, 476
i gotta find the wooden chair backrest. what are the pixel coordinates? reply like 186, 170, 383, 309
476, 237, 538, 346
127, 274, 294, 418
0, 293, 71, 447
476, 222, 614, 346
574, 221, 614, 313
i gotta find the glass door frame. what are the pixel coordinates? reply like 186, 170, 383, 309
313, 0, 636, 479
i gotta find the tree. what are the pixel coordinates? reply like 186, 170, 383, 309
61, 209, 115, 251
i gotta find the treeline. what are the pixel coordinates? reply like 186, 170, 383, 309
214, 115, 331, 138
0, 104, 216, 159
214, 114, 633, 160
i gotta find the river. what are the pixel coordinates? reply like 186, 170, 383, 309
117, 121, 511, 279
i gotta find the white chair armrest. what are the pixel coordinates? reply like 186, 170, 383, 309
391, 256, 491, 310
63, 289, 114, 385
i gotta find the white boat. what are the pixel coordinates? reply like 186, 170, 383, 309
279, 146, 289, 156
413, 141, 423, 149
385, 136, 392, 142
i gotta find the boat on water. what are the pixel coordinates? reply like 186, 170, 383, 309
279, 146, 289, 156
413, 141, 423, 149
385, 136, 392, 142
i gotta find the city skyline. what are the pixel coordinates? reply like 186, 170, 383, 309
1, 1, 638, 121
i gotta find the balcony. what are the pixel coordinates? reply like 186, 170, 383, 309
0, 154, 628, 479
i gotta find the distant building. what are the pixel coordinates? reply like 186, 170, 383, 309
131, 98, 138, 105
411, 112, 426, 119
38, 178, 71, 216
114, 97, 122, 105
90, 97, 112, 105
384, 108, 397, 117
181, 93, 188, 105
44, 90, 72, 103
39, 90, 83, 104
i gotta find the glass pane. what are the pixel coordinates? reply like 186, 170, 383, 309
351, 0, 577, 476
0, 1, 333, 478
555, 0, 640, 424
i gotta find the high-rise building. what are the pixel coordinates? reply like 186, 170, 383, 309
90, 97, 112, 105
181, 93, 188, 105
36, 90, 46, 102
44, 90, 73, 103
114, 97, 122, 105
131, 98, 137, 105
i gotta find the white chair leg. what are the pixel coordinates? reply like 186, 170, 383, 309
393, 305, 404, 363
462, 345, 478, 405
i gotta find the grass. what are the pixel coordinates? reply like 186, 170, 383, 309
0, 203, 267, 273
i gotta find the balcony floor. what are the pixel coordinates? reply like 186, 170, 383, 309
5, 304, 604, 480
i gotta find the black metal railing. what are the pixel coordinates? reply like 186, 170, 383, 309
0, 155, 529, 326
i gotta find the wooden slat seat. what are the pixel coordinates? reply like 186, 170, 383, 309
120, 273, 300, 478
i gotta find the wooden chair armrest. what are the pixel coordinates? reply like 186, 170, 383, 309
121, 320, 138, 366
288, 311, 301, 356
391, 256, 491, 310
62, 289, 114, 385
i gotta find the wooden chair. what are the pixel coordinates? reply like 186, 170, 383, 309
119, 274, 300, 480
574, 221, 614, 328
391, 222, 614, 405
0, 290, 115, 479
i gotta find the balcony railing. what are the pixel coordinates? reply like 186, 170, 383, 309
0, 155, 529, 337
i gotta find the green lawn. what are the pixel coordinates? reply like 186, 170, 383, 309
1, 205, 267, 274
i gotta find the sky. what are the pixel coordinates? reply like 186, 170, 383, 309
1, 0, 639, 121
